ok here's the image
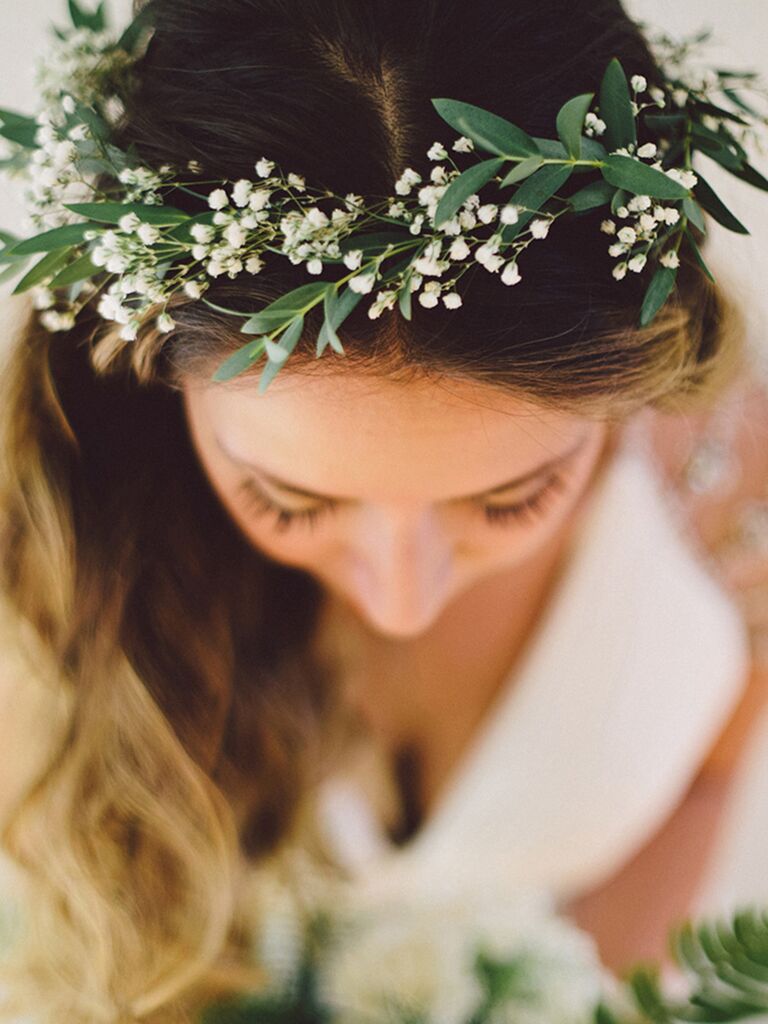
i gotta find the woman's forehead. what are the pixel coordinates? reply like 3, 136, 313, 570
185, 371, 595, 503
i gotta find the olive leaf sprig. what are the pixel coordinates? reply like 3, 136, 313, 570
1, 2, 767, 394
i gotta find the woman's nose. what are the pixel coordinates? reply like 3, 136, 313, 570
347, 506, 455, 638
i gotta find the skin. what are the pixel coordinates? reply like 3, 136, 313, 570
181, 369, 611, 641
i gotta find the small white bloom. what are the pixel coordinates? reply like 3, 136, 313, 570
119, 321, 139, 341
417, 281, 441, 307
660, 250, 680, 268
118, 212, 141, 233
224, 222, 247, 248
637, 143, 657, 159
663, 208, 681, 225
191, 223, 215, 244
630, 75, 648, 93
665, 167, 697, 189
106, 253, 129, 274
156, 312, 176, 332
477, 203, 498, 224
394, 167, 422, 196
672, 88, 689, 108
137, 222, 160, 245
61, 94, 76, 115
500, 204, 519, 226
616, 205, 629, 219
348, 271, 377, 294
207, 188, 229, 210
612, 261, 628, 280
246, 255, 265, 274
387, 201, 407, 218
232, 179, 253, 207
584, 112, 607, 137
627, 194, 651, 212
306, 258, 323, 274
192, 244, 209, 261
617, 226, 637, 245
430, 164, 448, 184
287, 172, 306, 191
249, 188, 271, 212
183, 280, 204, 298
600, 219, 616, 234
31, 286, 56, 310
639, 213, 657, 233
255, 157, 275, 178
408, 213, 425, 235
448, 237, 471, 260
608, 242, 626, 258
212, 211, 230, 226
529, 218, 550, 239
628, 252, 647, 272
442, 291, 462, 309
427, 141, 448, 161
501, 260, 522, 286
649, 86, 666, 107
452, 135, 474, 152
343, 249, 364, 270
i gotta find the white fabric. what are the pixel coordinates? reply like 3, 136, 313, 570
314, 418, 754, 909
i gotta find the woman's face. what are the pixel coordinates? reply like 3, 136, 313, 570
182, 370, 610, 639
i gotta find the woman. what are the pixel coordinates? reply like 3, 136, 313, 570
0, 0, 767, 1020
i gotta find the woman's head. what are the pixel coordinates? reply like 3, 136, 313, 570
0, 0, 745, 1020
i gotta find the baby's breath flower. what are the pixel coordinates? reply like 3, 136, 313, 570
40, 309, 75, 331
246, 255, 265, 274
617, 226, 637, 245
137, 222, 160, 245
191, 223, 215, 244
287, 172, 306, 191
665, 167, 697, 189
156, 312, 176, 332
183, 280, 204, 298
630, 74, 648, 93
477, 203, 498, 224
348, 270, 377, 294
627, 194, 652, 212
500, 204, 519, 226
612, 261, 628, 280
636, 143, 658, 159
394, 167, 422, 196
343, 250, 364, 270
628, 252, 647, 272
306, 258, 324, 274
501, 260, 522, 286
208, 188, 229, 210
649, 86, 666, 107
529, 218, 550, 239
616, 206, 629, 219
452, 135, 474, 152
442, 291, 462, 309
608, 242, 626, 258
255, 157, 275, 178
449, 237, 471, 260
427, 142, 448, 161
584, 112, 607, 137
417, 280, 442, 307
660, 250, 681, 268
600, 219, 616, 234
118, 212, 141, 233
232, 179, 253, 207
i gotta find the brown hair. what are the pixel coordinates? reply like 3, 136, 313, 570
0, 0, 746, 1020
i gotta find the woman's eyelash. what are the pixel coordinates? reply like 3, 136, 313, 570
236, 472, 567, 533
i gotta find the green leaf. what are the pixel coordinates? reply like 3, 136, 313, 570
258, 316, 305, 395
11, 249, 70, 294
5, 222, 95, 256
501, 164, 574, 241
693, 172, 749, 234
556, 92, 594, 159
0, 108, 38, 148
240, 282, 328, 335
683, 227, 715, 282
601, 154, 690, 199
639, 264, 677, 326
210, 337, 268, 383
0, 258, 31, 285
682, 195, 706, 232
610, 188, 629, 215
68, 0, 106, 32
116, 4, 154, 54
318, 284, 363, 356
47, 252, 101, 288
433, 157, 506, 229
499, 154, 544, 188
569, 179, 615, 212
598, 58, 637, 152
337, 231, 414, 256
200, 299, 252, 318
63, 201, 189, 225
398, 268, 414, 322
430, 98, 540, 158
730, 161, 768, 193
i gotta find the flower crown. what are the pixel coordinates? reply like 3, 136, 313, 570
1, 3, 768, 393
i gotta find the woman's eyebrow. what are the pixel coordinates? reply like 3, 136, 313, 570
215, 433, 589, 503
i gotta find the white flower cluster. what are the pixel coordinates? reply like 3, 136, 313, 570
244, 853, 607, 1024
596, 113, 696, 280
33, 26, 129, 110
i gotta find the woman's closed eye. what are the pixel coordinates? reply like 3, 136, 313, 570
236, 471, 569, 533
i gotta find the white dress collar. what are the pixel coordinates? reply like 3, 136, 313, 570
313, 420, 751, 906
